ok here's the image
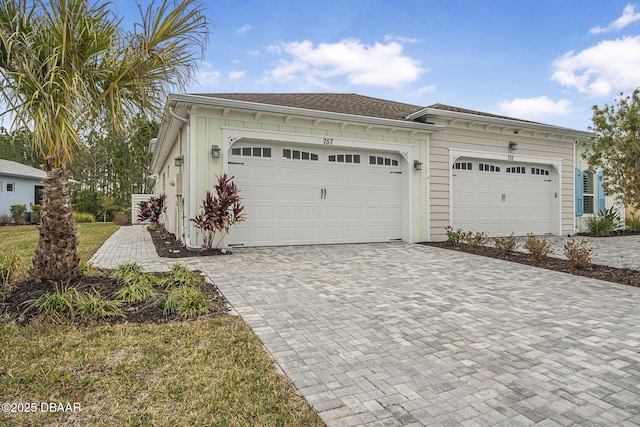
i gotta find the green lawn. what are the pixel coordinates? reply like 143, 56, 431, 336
0, 222, 120, 282
0, 224, 324, 427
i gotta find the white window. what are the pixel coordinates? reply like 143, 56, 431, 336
6, 182, 14, 192
583, 171, 594, 214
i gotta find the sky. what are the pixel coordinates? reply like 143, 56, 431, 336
113, 1, 640, 131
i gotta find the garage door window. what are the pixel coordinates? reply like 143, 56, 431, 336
506, 166, 525, 174
531, 167, 549, 176
283, 149, 318, 161
479, 163, 500, 172
453, 161, 472, 170
231, 147, 272, 157
329, 154, 361, 163
369, 156, 398, 166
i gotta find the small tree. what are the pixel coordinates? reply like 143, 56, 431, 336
137, 194, 168, 236
586, 88, 640, 210
192, 174, 245, 249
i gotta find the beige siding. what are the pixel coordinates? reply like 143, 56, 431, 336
429, 120, 575, 241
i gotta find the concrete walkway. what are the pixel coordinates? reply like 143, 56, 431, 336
91, 226, 640, 426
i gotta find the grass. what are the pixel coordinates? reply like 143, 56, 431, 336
1, 318, 323, 426
0, 224, 324, 426
0, 222, 120, 282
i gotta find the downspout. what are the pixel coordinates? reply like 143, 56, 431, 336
169, 107, 200, 251
426, 136, 431, 241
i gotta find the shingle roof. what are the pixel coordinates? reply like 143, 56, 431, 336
425, 103, 544, 125
0, 159, 45, 179
196, 93, 425, 121
194, 93, 546, 126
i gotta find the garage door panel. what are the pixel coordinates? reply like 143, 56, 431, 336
229, 143, 403, 246
453, 159, 554, 236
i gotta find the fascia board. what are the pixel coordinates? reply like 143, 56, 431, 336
409, 107, 594, 139
170, 93, 445, 133
150, 101, 178, 175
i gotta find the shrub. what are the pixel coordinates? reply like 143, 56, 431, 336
74, 212, 96, 223
586, 207, 621, 236
172, 286, 211, 318
113, 280, 156, 303
137, 194, 168, 237
445, 226, 465, 245
0, 214, 11, 226
30, 204, 41, 224
10, 204, 27, 225
112, 264, 158, 302
523, 234, 552, 262
627, 214, 640, 232
76, 292, 125, 320
114, 212, 129, 226
563, 239, 593, 270
23, 285, 79, 322
191, 174, 245, 250
165, 264, 200, 287
23, 285, 124, 322
137, 194, 166, 224
494, 233, 519, 254
112, 262, 143, 279
465, 230, 488, 247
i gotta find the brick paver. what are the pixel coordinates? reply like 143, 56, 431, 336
91, 226, 640, 426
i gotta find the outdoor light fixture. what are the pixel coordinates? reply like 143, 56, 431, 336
174, 156, 183, 167
414, 160, 423, 170
509, 141, 518, 151
211, 145, 221, 158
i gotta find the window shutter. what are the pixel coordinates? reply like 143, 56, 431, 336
597, 170, 606, 214
575, 168, 584, 217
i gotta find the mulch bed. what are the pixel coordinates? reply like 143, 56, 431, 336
1, 270, 230, 326
147, 227, 231, 258
421, 241, 640, 288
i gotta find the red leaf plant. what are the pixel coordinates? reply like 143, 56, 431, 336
137, 194, 169, 237
191, 174, 245, 249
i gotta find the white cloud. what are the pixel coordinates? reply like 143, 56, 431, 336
589, 4, 640, 34
384, 34, 419, 44
235, 24, 252, 35
551, 36, 640, 97
498, 96, 573, 119
228, 70, 246, 80
192, 70, 221, 88
265, 38, 426, 89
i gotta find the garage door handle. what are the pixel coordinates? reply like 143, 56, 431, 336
320, 188, 327, 199
502, 193, 506, 202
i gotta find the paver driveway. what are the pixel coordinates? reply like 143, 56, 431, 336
197, 243, 640, 427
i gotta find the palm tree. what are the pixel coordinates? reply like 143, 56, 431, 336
0, 0, 207, 281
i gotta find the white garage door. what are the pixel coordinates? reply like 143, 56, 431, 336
228, 143, 403, 246
452, 158, 555, 236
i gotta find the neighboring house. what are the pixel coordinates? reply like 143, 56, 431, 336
575, 142, 626, 230
148, 93, 593, 249
0, 159, 45, 218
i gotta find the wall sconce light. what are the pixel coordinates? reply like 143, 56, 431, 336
509, 141, 518, 151
174, 156, 183, 167
414, 160, 423, 170
211, 145, 221, 158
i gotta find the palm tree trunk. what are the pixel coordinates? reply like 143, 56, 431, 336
32, 158, 80, 281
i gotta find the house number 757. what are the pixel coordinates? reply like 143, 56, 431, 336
323, 138, 333, 145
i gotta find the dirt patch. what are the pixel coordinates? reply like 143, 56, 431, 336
421, 241, 640, 288
1, 270, 230, 326
147, 227, 231, 258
